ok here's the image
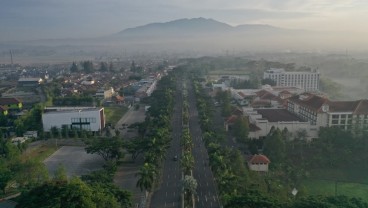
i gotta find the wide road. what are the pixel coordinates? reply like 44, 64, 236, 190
150, 79, 183, 208
187, 81, 221, 208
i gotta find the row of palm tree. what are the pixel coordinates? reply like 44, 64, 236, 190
135, 74, 176, 195
193, 80, 251, 205
180, 85, 196, 208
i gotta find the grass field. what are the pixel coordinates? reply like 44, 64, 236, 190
104, 106, 128, 126
22, 144, 59, 162
303, 179, 368, 202
302, 167, 368, 202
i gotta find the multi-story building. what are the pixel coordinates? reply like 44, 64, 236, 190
287, 93, 368, 131
42, 107, 105, 132
95, 87, 115, 100
244, 107, 311, 139
263, 68, 320, 91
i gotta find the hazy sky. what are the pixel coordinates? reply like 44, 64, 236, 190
1, 0, 367, 41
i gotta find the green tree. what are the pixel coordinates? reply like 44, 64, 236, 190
136, 163, 156, 192
84, 137, 125, 162
182, 175, 197, 205
0, 161, 12, 194
261, 78, 276, 86
109, 62, 114, 72
99, 62, 108, 72
82, 61, 94, 74
233, 116, 249, 143
180, 152, 194, 175
16, 178, 127, 208
70, 62, 79, 73
263, 129, 286, 165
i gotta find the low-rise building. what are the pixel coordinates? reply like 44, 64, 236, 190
248, 154, 270, 172
18, 77, 43, 87
42, 107, 105, 132
245, 108, 312, 139
95, 87, 115, 99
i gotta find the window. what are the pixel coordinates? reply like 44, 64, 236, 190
332, 120, 338, 124
332, 115, 339, 119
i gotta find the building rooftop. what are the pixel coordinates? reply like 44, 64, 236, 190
289, 93, 368, 114
0, 98, 22, 105
43, 107, 102, 114
18, 77, 42, 82
256, 108, 305, 122
249, 154, 270, 164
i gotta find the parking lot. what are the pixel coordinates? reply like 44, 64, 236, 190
44, 146, 105, 177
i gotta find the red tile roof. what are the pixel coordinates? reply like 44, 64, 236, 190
249, 154, 270, 164
0, 98, 22, 105
288, 94, 329, 112
289, 93, 368, 114
225, 115, 238, 124
237, 91, 246, 98
256, 90, 270, 97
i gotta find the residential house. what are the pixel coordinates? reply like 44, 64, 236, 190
0, 98, 22, 110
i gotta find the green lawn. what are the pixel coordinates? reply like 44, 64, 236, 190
104, 106, 128, 126
22, 144, 59, 162
303, 179, 368, 202
302, 167, 368, 202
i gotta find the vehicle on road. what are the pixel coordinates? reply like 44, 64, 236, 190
173, 155, 178, 161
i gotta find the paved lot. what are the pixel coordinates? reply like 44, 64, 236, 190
113, 104, 147, 207
44, 146, 105, 177
115, 105, 147, 138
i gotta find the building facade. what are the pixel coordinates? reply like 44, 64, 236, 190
263, 68, 320, 91
42, 107, 105, 132
244, 108, 312, 139
287, 93, 368, 131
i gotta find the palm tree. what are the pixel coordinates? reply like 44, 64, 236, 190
136, 163, 156, 192
182, 175, 197, 206
180, 152, 194, 175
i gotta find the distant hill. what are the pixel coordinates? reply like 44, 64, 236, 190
114, 17, 290, 38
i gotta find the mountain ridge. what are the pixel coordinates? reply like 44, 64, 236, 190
115, 17, 288, 37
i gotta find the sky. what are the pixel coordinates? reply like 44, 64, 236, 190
1, 0, 367, 41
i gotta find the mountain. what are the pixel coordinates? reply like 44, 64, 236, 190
115, 17, 288, 38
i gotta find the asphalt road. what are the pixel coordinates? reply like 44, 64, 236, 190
187, 82, 221, 208
150, 79, 183, 208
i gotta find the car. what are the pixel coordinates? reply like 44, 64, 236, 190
173, 155, 178, 161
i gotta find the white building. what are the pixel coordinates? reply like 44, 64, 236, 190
244, 107, 312, 139
42, 107, 105, 132
263, 68, 320, 91
287, 93, 368, 131
96, 87, 115, 99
